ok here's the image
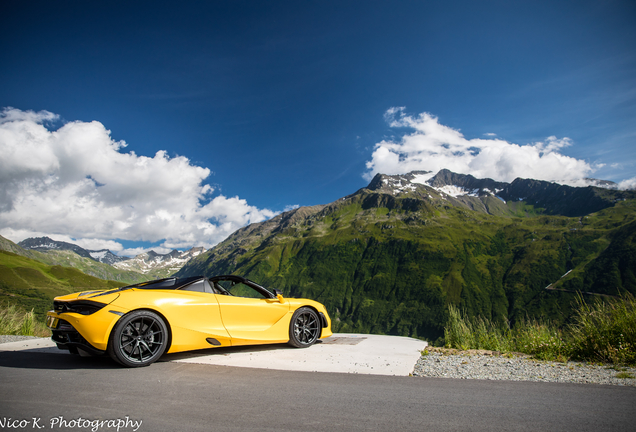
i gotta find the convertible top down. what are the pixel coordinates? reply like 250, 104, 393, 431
46, 275, 332, 367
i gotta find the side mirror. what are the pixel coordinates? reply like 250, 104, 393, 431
273, 289, 284, 303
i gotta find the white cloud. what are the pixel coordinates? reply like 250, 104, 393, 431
0, 107, 276, 254
618, 177, 636, 190
0, 107, 58, 125
365, 108, 601, 186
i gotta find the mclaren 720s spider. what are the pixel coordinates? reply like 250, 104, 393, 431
46, 275, 332, 367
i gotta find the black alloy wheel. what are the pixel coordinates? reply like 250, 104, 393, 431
288, 307, 320, 348
107, 310, 168, 367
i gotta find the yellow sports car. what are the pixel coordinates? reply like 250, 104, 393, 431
46, 275, 332, 367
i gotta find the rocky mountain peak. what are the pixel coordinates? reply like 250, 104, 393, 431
113, 247, 207, 277
359, 169, 634, 217
427, 169, 504, 191
366, 171, 432, 191
18, 236, 129, 265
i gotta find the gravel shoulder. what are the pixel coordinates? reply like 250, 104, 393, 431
413, 347, 636, 386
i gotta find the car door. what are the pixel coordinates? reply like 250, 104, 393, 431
213, 279, 290, 343
160, 279, 232, 351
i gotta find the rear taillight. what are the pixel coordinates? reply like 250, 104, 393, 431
53, 300, 107, 315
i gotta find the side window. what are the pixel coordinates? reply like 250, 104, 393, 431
216, 280, 267, 299
181, 280, 205, 293
181, 279, 214, 294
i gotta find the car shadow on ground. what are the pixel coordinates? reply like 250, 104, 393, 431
159, 340, 323, 362
0, 340, 324, 370
0, 349, 120, 370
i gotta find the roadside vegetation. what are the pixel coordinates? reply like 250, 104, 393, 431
443, 294, 636, 365
0, 303, 50, 337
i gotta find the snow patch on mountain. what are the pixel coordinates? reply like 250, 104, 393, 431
89, 251, 108, 260
382, 177, 417, 194
410, 172, 436, 185
434, 185, 472, 197
40, 242, 62, 249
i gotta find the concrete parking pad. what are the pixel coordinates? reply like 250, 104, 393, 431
0, 337, 59, 354
166, 333, 427, 376
0, 333, 427, 376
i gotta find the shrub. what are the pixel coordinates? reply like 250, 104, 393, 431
567, 294, 636, 365
443, 294, 636, 365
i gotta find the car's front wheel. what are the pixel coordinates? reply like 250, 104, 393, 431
107, 310, 168, 367
288, 307, 320, 348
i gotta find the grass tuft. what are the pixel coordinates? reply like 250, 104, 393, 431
445, 305, 513, 352
0, 303, 50, 337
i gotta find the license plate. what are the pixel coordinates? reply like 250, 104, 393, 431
46, 315, 59, 329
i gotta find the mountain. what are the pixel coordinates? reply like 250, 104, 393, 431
113, 247, 206, 279
1, 235, 146, 284
177, 169, 636, 342
16, 236, 206, 281
0, 235, 207, 318
18, 237, 130, 265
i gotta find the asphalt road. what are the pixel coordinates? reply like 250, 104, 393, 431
1, 351, 635, 432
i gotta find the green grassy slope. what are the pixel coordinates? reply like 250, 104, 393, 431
178, 190, 636, 341
0, 250, 123, 320
0, 235, 39, 259
30, 249, 147, 284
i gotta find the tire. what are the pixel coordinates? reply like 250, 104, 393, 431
107, 310, 169, 367
288, 307, 320, 348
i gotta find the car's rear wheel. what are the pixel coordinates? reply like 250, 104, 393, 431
288, 307, 320, 348
107, 310, 168, 367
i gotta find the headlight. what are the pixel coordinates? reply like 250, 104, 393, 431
53, 300, 107, 315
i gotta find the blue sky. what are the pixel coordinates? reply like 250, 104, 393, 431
1, 0, 635, 255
